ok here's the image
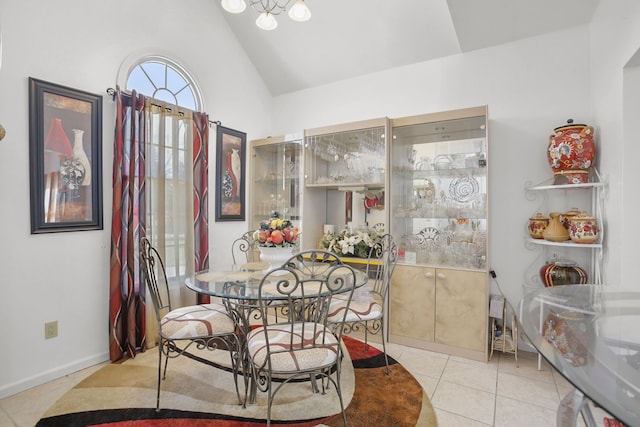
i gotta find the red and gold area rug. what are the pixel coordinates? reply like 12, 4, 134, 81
36, 336, 437, 426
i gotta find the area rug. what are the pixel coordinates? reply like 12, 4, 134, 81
37, 336, 437, 426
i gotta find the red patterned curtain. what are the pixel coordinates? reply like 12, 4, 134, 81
109, 88, 147, 362
192, 113, 210, 304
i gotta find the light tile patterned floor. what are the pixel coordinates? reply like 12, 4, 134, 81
0, 342, 614, 426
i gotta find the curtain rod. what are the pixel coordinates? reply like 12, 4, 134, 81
105, 87, 221, 127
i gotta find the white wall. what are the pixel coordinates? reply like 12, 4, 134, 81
0, 0, 272, 398
589, 0, 640, 289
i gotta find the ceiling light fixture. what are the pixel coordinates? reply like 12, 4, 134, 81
221, 0, 311, 31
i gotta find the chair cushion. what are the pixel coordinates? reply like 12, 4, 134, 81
247, 323, 339, 372
160, 303, 235, 339
328, 290, 382, 322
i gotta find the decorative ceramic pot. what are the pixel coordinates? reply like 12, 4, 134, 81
259, 246, 294, 271
561, 207, 583, 230
568, 213, 599, 244
542, 212, 570, 242
548, 119, 595, 184
528, 213, 549, 239
540, 259, 588, 287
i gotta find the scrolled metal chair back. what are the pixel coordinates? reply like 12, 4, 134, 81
231, 230, 257, 265
366, 233, 398, 304
140, 236, 171, 322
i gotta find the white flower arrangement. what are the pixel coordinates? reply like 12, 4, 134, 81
320, 226, 384, 258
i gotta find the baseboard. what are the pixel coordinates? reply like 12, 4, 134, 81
0, 352, 109, 399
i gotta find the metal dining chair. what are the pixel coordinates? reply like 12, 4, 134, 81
328, 233, 398, 375
245, 250, 357, 426
139, 237, 243, 410
231, 230, 257, 265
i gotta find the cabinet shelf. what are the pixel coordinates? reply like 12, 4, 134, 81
528, 182, 606, 191
526, 168, 606, 192
393, 166, 487, 179
304, 181, 385, 190
525, 237, 602, 249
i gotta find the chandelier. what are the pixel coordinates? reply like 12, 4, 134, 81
221, 0, 311, 31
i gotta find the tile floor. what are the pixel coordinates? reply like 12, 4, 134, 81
0, 341, 612, 427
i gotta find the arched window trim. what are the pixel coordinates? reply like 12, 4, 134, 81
119, 53, 205, 112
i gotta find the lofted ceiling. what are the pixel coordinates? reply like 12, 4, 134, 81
217, 0, 600, 96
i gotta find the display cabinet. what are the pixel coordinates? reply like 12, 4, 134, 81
249, 133, 303, 241
388, 106, 489, 361
302, 118, 389, 250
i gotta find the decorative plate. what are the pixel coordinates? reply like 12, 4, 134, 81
449, 175, 479, 203
417, 227, 440, 245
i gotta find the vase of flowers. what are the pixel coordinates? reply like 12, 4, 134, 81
320, 226, 384, 258
253, 212, 300, 270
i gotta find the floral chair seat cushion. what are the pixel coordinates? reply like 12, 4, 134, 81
247, 323, 339, 372
160, 303, 235, 339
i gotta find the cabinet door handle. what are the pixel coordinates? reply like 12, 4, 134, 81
437, 273, 446, 280
425, 272, 434, 279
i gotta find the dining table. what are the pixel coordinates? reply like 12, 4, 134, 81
519, 284, 640, 427
185, 259, 370, 405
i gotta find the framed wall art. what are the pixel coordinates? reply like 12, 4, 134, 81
215, 125, 246, 221
29, 77, 103, 233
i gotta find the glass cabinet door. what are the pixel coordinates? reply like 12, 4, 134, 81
250, 135, 303, 232
390, 107, 488, 270
304, 118, 387, 188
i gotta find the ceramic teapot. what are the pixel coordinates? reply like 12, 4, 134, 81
547, 119, 595, 184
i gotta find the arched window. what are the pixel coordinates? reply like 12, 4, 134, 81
125, 56, 204, 307
126, 56, 203, 111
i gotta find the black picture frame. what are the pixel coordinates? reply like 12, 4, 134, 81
215, 125, 246, 221
29, 77, 103, 233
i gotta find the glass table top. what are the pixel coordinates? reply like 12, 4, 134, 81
519, 284, 640, 427
186, 262, 368, 301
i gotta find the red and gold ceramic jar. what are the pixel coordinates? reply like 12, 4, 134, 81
540, 259, 588, 287
548, 119, 595, 184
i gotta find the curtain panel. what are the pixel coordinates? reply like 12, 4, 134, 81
109, 91, 211, 361
109, 89, 147, 362
193, 112, 210, 304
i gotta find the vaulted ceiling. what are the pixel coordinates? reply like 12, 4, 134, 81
217, 0, 600, 96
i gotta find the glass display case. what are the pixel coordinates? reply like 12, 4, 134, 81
249, 134, 303, 233
304, 118, 387, 188
390, 108, 488, 270
388, 106, 490, 362
302, 118, 389, 251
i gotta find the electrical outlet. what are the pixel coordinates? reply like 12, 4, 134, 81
45, 321, 58, 339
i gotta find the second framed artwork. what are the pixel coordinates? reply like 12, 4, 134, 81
215, 125, 246, 221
